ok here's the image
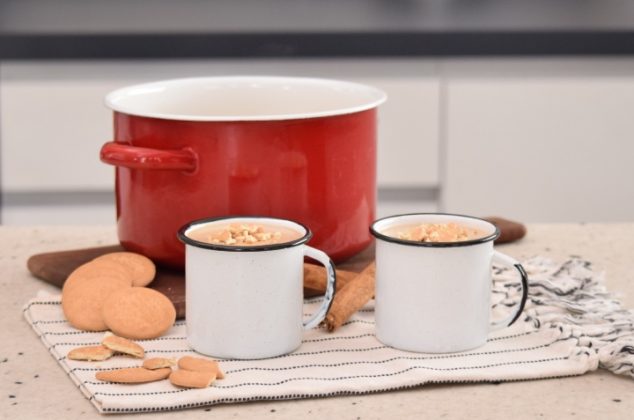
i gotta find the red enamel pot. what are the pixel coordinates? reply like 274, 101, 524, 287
100, 76, 386, 268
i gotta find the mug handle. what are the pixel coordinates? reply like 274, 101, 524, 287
490, 251, 529, 331
302, 246, 337, 329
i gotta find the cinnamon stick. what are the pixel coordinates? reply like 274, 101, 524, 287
303, 263, 358, 298
323, 262, 375, 332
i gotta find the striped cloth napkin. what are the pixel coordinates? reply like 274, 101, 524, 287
23, 257, 634, 414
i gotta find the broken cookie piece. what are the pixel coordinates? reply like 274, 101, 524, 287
67, 345, 114, 361
143, 357, 177, 370
102, 332, 145, 358
178, 355, 224, 379
169, 369, 216, 389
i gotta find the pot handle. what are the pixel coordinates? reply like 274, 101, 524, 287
100, 141, 198, 172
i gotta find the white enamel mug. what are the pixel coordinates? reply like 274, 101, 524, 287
370, 213, 528, 353
178, 216, 336, 359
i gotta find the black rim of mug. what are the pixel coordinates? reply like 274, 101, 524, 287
178, 215, 313, 252
370, 212, 500, 248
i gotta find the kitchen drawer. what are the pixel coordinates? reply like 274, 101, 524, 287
442, 59, 634, 222
2, 201, 115, 225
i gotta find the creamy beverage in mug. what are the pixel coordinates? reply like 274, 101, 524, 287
187, 223, 303, 246
382, 222, 486, 243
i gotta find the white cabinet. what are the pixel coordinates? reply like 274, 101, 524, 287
4, 57, 634, 225
0, 59, 440, 191
442, 59, 634, 222
1, 59, 440, 224
1, 64, 116, 192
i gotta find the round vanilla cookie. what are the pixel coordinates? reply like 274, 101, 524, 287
93, 252, 156, 287
62, 266, 132, 331
102, 287, 176, 340
67, 259, 133, 285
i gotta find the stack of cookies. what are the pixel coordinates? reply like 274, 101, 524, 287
61, 252, 175, 339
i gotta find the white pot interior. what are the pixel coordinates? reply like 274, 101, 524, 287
105, 76, 386, 121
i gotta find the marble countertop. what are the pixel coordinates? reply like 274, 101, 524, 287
1, 224, 633, 419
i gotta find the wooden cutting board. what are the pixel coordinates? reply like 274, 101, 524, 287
25, 217, 526, 320
27, 245, 188, 318
26, 245, 375, 320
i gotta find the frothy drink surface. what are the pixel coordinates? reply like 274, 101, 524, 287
383, 222, 486, 243
187, 223, 303, 246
